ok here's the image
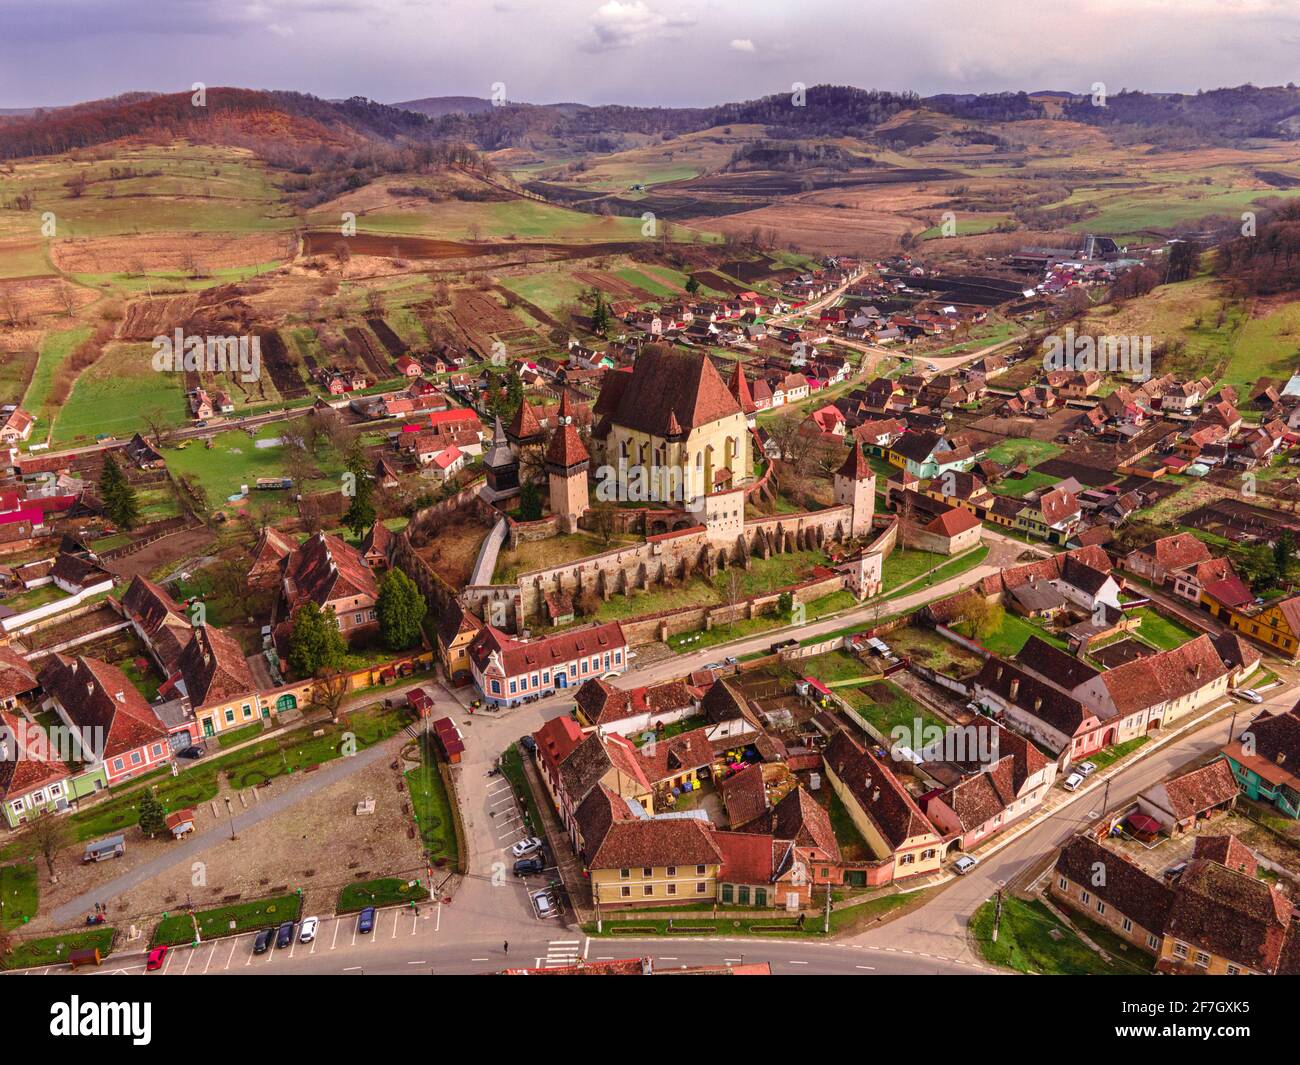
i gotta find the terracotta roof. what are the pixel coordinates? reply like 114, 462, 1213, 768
0, 711, 72, 800
177, 625, 258, 709
574, 677, 694, 728
837, 442, 872, 481
719, 763, 768, 829
469, 621, 626, 679
976, 657, 1094, 740
36, 654, 167, 762
572, 783, 637, 862
924, 506, 981, 538
1056, 835, 1174, 934
824, 730, 936, 851
1228, 707, 1300, 790
1166, 858, 1292, 973
1192, 834, 1257, 877
506, 397, 544, 441
635, 726, 713, 784
593, 348, 741, 437
1016, 636, 1100, 689
586, 818, 724, 871
120, 575, 192, 673
544, 422, 589, 469
937, 765, 1015, 832
1036, 487, 1080, 527
729, 361, 757, 414
1134, 532, 1212, 571
1098, 635, 1229, 717
360, 521, 393, 559
0, 646, 38, 702
710, 829, 780, 884
1154, 758, 1241, 821
280, 532, 378, 614
770, 786, 840, 861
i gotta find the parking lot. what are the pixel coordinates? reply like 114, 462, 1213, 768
485, 774, 565, 922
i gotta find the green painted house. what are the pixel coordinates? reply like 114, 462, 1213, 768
1222, 708, 1300, 819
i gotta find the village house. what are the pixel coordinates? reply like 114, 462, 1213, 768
1135, 758, 1240, 834
36, 655, 171, 786
823, 729, 943, 883
264, 531, 380, 649
469, 620, 628, 707
1222, 706, 1300, 819
573, 677, 698, 736
0, 710, 74, 828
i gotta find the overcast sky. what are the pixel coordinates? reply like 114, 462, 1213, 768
3, 0, 1299, 109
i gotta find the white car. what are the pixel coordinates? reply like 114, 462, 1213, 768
298, 916, 318, 943
953, 855, 979, 875
1235, 688, 1263, 704
511, 836, 543, 858
1062, 772, 1084, 792
531, 890, 558, 919
1075, 761, 1097, 778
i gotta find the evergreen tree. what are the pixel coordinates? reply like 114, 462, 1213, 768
288, 602, 347, 677
377, 567, 427, 650
138, 789, 167, 837
98, 453, 140, 530
342, 444, 375, 539
591, 290, 611, 335
519, 481, 542, 521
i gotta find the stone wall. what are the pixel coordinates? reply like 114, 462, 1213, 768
514, 505, 853, 623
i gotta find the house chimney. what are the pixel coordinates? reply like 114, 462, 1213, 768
115, 691, 125, 703
1010, 678, 1020, 700
1034, 696, 1042, 712
1194, 662, 1202, 680
1278, 752, 1287, 766
872, 789, 881, 803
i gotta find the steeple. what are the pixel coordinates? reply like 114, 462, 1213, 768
557, 389, 576, 426
730, 361, 756, 415
506, 397, 544, 445
837, 442, 872, 481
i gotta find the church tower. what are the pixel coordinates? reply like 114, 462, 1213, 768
834, 442, 876, 538
546, 421, 590, 534
483, 414, 520, 501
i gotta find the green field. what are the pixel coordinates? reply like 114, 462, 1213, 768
0, 863, 39, 930
406, 742, 459, 866
1, 927, 115, 971
50, 341, 188, 446
152, 893, 302, 947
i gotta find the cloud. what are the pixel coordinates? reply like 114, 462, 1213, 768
582, 1, 694, 53
729, 38, 755, 53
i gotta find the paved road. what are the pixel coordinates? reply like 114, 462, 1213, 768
47, 729, 404, 925
853, 680, 1296, 963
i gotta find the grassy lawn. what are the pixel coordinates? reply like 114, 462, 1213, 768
881, 548, 946, 591
840, 680, 943, 737
499, 743, 544, 838
671, 590, 857, 653
0, 863, 39, 930
971, 895, 1146, 975
953, 612, 1066, 657
1, 927, 115, 971
880, 545, 989, 602
990, 471, 1060, 499
1132, 608, 1197, 651
406, 740, 459, 865
152, 893, 302, 947
780, 647, 875, 686
885, 625, 985, 676
983, 439, 1063, 467
217, 721, 266, 749
494, 531, 633, 583
1087, 736, 1149, 771
823, 788, 874, 862
338, 877, 426, 913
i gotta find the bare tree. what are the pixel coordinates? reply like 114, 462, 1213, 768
308, 669, 350, 723
31, 813, 71, 882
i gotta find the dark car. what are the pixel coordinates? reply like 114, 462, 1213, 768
519, 735, 536, 753
253, 928, 275, 954
275, 921, 296, 948
513, 854, 545, 877
357, 906, 376, 934
176, 746, 205, 760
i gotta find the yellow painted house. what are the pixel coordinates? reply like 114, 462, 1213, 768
1222, 594, 1300, 662
585, 819, 723, 908
823, 730, 943, 881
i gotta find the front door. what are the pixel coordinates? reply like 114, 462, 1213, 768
202, 718, 214, 738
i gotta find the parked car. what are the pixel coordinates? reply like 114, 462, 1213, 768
722, 655, 737, 667
1075, 761, 1097, 778
511, 836, 543, 858
146, 946, 168, 971
253, 928, 275, 954
519, 735, 536, 753
953, 855, 979, 875
531, 889, 558, 919
299, 916, 318, 943
176, 746, 205, 760
275, 921, 296, 949
1062, 772, 1084, 792
769, 639, 798, 654
514, 854, 545, 877
1235, 688, 1263, 704
357, 907, 376, 934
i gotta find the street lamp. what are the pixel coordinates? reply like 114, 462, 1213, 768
223, 795, 236, 841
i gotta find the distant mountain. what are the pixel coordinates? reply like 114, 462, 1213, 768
391, 95, 496, 118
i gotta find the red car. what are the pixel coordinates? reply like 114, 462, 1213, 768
146, 946, 168, 972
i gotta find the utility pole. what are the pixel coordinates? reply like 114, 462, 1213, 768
823, 885, 832, 934
992, 887, 1003, 943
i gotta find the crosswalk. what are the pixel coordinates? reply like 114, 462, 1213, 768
538, 938, 582, 969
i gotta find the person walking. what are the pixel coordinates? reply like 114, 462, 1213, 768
503, 940, 509, 955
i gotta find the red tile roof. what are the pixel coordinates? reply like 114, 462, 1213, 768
36, 655, 167, 762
